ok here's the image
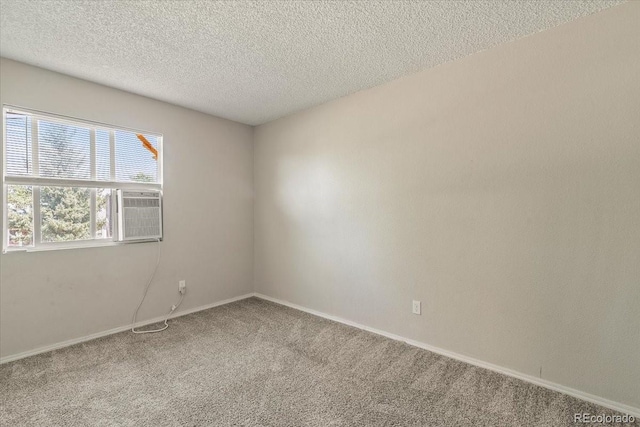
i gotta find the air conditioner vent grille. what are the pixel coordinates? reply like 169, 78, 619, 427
117, 190, 163, 241
123, 207, 161, 239
123, 198, 160, 208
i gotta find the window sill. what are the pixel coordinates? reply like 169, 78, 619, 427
2, 238, 161, 254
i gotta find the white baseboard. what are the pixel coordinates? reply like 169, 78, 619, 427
0, 293, 255, 365
253, 293, 640, 418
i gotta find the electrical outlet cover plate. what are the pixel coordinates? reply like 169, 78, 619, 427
412, 300, 421, 315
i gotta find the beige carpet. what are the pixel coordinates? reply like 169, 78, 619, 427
0, 297, 635, 426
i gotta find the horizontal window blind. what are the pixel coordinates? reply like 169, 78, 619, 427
5, 113, 32, 176
38, 120, 91, 180
115, 130, 159, 183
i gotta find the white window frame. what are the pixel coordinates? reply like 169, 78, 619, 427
2, 105, 163, 253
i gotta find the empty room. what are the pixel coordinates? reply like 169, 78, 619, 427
0, 1, 638, 426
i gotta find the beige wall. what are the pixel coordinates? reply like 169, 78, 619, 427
254, 2, 640, 409
0, 58, 254, 358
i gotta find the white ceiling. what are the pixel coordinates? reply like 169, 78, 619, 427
0, 1, 625, 125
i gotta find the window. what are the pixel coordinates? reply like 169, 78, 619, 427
3, 106, 163, 252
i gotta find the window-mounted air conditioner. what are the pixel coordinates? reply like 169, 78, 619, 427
116, 190, 163, 241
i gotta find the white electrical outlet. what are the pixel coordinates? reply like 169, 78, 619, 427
179, 280, 186, 294
412, 300, 421, 315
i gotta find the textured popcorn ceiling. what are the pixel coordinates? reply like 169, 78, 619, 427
0, 1, 625, 125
